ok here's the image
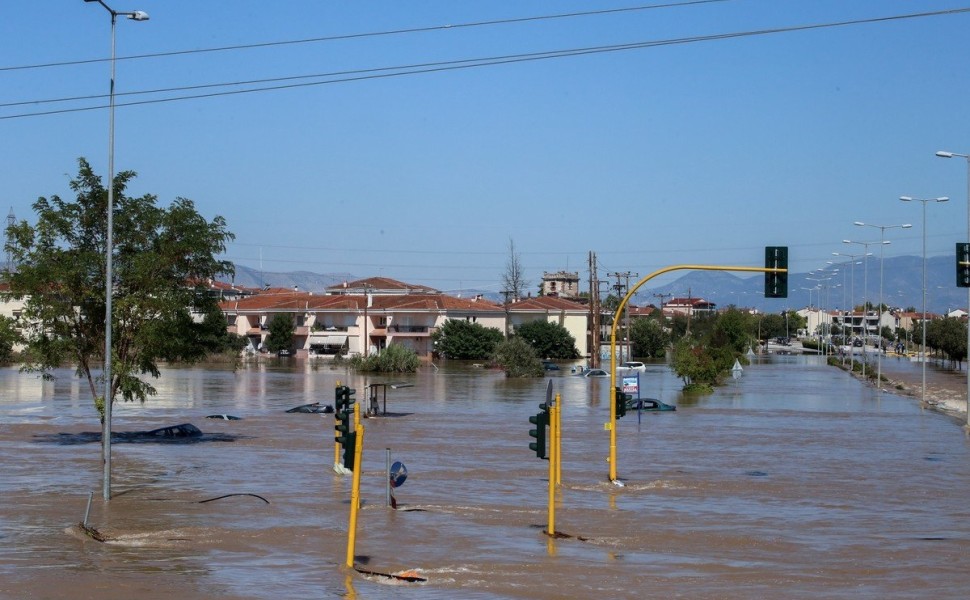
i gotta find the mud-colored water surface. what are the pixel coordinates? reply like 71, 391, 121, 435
2, 355, 970, 599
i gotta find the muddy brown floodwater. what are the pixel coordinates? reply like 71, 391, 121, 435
2, 355, 970, 599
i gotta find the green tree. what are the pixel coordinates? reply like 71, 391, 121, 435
492, 337, 543, 378
926, 317, 967, 367
0, 315, 20, 363
711, 308, 753, 354
431, 319, 504, 359
514, 320, 579, 360
630, 318, 668, 358
196, 307, 247, 355
756, 314, 788, 340
4, 158, 233, 420
265, 313, 294, 354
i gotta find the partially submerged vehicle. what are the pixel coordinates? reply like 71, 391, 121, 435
625, 398, 676, 412
286, 402, 334, 414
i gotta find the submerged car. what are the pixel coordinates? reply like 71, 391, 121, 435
542, 361, 560, 371
625, 398, 676, 412
620, 361, 647, 372
578, 368, 609, 378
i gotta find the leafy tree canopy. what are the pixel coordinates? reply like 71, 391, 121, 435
431, 319, 504, 360
492, 337, 543, 378
265, 313, 295, 354
3, 158, 234, 420
514, 320, 579, 360
630, 318, 669, 358
0, 315, 20, 364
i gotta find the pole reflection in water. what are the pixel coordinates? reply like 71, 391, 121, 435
2, 355, 970, 599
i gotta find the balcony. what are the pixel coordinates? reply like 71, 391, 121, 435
387, 325, 429, 337
390, 325, 429, 333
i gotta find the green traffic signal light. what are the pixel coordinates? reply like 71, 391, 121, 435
614, 387, 628, 419
340, 430, 357, 471
528, 403, 550, 460
764, 246, 788, 298
957, 243, 970, 288
336, 385, 356, 408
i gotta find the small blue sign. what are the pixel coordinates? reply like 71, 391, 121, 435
390, 461, 408, 488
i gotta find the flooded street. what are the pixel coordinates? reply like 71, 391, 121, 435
3, 355, 970, 599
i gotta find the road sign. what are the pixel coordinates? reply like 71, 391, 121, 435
390, 461, 408, 488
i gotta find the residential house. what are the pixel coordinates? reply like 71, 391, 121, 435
505, 295, 590, 357
662, 297, 717, 318
540, 271, 581, 299
221, 277, 506, 358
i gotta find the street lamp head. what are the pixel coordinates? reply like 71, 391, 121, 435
127, 10, 149, 21
899, 196, 912, 202
937, 197, 950, 203
936, 151, 954, 158
842, 239, 852, 244
853, 221, 865, 226
902, 224, 913, 228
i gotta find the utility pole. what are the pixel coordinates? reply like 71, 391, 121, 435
609, 271, 637, 362
686, 287, 693, 337
589, 252, 600, 368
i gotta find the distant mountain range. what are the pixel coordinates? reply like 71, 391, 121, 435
636, 255, 960, 315
224, 264, 356, 292
222, 255, 961, 315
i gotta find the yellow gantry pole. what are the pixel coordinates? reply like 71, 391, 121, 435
345, 402, 364, 569
547, 399, 557, 536
555, 393, 562, 486
607, 264, 786, 482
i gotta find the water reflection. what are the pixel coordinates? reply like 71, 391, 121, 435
3, 357, 970, 599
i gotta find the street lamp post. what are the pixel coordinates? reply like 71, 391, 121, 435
936, 149, 970, 427
807, 271, 836, 355
843, 240, 889, 381
900, 196, 949, 407
853, 221, 912, 388
831, 257, 864, 366
84, 0, 149, 501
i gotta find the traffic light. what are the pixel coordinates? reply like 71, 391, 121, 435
335, 385, 356, 410
334, 384, 357, 471
957, 243, 970, 288
614, 387, 629, 419
764, 246, 788, 298
340, 431, 357, 471
529, 403, 550, 460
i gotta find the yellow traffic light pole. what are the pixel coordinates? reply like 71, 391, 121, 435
345, 402, 365, 569
607, 263, 787, 483
546, 395, 560, 536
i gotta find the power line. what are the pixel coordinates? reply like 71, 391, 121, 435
3, 6, 968, 121
0, 0, 732, 72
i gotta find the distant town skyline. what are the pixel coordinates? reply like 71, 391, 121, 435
224, 252, 962, 316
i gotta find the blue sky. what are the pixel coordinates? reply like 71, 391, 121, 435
3, 1, 970, 298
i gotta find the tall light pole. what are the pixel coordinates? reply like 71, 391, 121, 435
831, 257, 863, 366
936, 149, 970, 426
853, 222, 912, 388
807, 271, 836, 355
900, 196, 948, 407
84, 0, 149, 501
843, 240, 889, 380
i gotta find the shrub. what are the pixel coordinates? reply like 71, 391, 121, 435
349, 344, 420, 373
491, 337, 543, 378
